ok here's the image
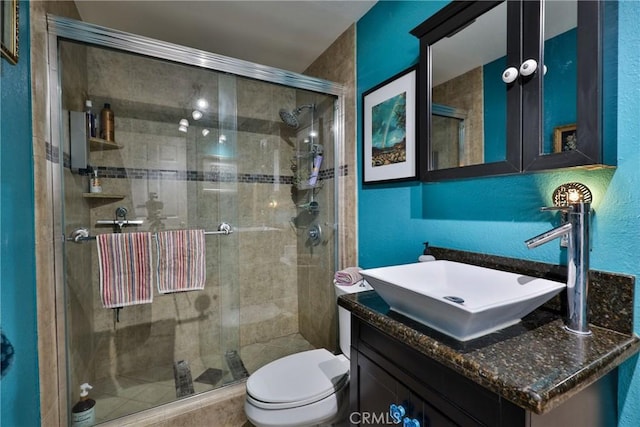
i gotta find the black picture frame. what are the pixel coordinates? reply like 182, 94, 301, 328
1, 0, 19, 65
362, 65, 418, 184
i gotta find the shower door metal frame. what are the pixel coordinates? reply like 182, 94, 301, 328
46, 14, 346, 424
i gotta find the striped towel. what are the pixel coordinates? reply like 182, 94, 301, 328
156, 229, 206, 294
97, 232, 154, 308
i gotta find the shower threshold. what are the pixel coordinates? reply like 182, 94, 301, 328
92, 333, 313, 423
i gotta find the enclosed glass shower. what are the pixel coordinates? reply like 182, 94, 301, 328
49, 16, 342, 424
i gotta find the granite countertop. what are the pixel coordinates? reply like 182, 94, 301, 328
339, 248, 640, 415
340, 291, 639, 414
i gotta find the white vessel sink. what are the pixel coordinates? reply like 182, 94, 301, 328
360, 260, 565, 341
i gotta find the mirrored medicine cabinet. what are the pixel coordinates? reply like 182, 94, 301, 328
411, 0, 617, 181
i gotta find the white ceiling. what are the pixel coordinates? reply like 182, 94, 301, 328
73, 0, 376, 73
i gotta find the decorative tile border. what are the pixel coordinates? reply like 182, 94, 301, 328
47, 142, 348, 184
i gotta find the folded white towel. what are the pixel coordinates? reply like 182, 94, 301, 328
334, 267, 363, 286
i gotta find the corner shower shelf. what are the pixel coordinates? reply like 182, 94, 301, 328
89, 137, 122, 151
82, 193, 126, 200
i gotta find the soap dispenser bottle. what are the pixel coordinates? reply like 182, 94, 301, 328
418, 241, 436, 262
71, 383, 96, 427
90, 169, 102, 193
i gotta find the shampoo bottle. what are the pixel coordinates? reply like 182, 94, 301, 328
100, 103, 115, 142
71, 383, 96, 427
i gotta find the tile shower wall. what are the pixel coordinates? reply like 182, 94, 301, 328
301, 25, 356, 351
59, 42, 337, 391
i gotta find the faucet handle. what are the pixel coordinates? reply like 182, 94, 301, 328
540, 206, 573, 213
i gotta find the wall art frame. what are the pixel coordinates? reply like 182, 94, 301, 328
1, 0, 19, 65
553, 123, 577, 153
362, 65, 417, 184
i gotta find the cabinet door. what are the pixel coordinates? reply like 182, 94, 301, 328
522, 0, 611, 171
412, 1, 522, 181
353, 351, 471, 427
412, 0, 613, 180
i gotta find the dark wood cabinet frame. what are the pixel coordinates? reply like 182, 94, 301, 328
410, 0, 612, 182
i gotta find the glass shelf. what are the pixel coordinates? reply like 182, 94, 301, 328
89, 137, 122, 151
82, 193, 126, 200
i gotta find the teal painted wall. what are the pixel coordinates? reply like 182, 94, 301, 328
0, 2, 40, 426
357, 1, 640, 425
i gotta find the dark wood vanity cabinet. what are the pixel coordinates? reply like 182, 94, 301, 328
350, 317, 525, 427
411, 0, 615, 181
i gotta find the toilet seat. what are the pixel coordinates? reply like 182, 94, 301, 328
246, 349, 349, 410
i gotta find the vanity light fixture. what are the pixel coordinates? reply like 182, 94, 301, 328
552, 182, 592, 207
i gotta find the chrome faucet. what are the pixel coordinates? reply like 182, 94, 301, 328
525, 202, 591, 336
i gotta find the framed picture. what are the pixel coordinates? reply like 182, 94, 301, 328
553, 124, 577, 153
1, 0, 19, 65
362, 65, 417, 184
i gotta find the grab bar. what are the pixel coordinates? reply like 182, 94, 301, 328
66, 222, 234, 243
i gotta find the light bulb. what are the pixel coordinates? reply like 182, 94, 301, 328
192, 110, 203, 120
197, 98, 209, 109
179, 118, 189, 127
202, 129, 210, 137
568, 189, 581, 203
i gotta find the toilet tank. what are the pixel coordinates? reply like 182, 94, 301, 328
334, 280, 373, 357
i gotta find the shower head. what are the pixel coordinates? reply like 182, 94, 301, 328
278, 104, 315, 128
279, 109, 300, 128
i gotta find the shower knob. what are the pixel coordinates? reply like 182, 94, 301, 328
115, 206, 128, 219
308, 223, 322, 246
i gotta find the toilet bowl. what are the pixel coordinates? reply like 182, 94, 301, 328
244, 280, 372, 427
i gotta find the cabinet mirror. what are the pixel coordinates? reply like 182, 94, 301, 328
413, 1, 521, 180
412, 0, 611, 181
429, 2, 509, 171
540, 1, 578, 157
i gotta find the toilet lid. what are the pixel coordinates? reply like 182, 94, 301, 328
246, 349, 349, 408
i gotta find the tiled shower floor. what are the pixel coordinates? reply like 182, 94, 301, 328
93, 333, 315, 424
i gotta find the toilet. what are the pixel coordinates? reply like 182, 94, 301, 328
244, 280, 372, 427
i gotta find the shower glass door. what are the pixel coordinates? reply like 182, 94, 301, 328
55, 30, 340, 423
58, 39, 242, 422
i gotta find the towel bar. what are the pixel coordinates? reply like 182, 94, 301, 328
66, 223, 233, 243
96, 219, 145, 227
